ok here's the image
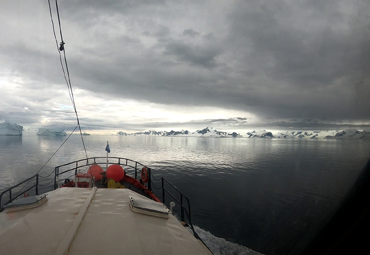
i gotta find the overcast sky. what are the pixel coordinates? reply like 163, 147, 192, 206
1, 0, 369, 134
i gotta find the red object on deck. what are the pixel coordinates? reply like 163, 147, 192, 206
76, 173, 92, 188
87, 164, 104, 181
122, 175, 161, 202
60, 181, 75, 188
77, 182, 90, 188
76, 173, 92, 178
106, 164, 125, 182
141, 167, 149, 183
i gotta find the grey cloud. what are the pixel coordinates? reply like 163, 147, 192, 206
223, 0, 370, 120
183, 29, 200, 38
154, 26, 171, 38
2, 0, 370, 131
163, 39, 222, 68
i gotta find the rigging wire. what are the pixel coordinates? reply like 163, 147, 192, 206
10, 126, 79, 198
38, 178, 55, 187
149, 180, 162, 190
38, 125, 78, 178
150, 171, 162, 181
2, 1, 89, 208
48, 0, 88, 159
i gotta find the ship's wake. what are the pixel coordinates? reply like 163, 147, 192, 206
194, 226, 263, 255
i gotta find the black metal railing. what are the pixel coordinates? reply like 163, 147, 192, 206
161, 177, 195, 233
52, 157, 151, 189
0, 174, 39, 212
0, 157, 202, 244
0, 157, 148, 212
160, 177, 211, 250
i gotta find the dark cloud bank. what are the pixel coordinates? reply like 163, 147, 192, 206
68, 0, 370, 120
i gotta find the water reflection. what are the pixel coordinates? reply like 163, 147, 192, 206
0, 136, 22, 147
1, 136, 369, 254
37, 135, 66, 153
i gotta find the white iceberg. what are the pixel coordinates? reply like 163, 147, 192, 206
37, 128, 67, 136
0, 119, 23, 136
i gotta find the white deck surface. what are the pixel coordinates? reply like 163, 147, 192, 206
0, 188, 212, 255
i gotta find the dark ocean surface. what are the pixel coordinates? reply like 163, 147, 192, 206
1, 134, 370, 254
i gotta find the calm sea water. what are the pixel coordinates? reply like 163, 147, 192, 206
1, 134, 370, 254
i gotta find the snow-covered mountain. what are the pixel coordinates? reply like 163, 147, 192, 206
118, 127, 370, 139
3, 120, 368, 139
127, 127, 242, 138
246, 129, 370, 139
117, 131, 128, 136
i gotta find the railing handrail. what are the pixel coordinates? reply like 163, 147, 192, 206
0, 174, 39, 212
55, 157, 145, 170
0, 157, 151, 211
53, 157, 148, 189
160, 176, 210, 251
0, 157, 198, 242
161, 177, 194, 231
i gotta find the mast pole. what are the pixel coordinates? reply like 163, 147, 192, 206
105, 141, 110, 170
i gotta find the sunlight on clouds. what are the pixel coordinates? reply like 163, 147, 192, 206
41, 116, 50, 123
1, 74, 258, 133
74, 89, 256, 122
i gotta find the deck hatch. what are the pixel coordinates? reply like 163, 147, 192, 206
4, 194, 47, 212
129, 195, 169, 218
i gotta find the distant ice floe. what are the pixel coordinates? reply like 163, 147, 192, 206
0, 119, 23, 136
194, 226, 263, 255
37, 128, 67, 136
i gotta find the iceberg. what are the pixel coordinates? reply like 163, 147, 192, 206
37, 128, 67, 136
0, 119, 23, 136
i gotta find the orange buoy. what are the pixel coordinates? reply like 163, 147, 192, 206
106, 164, 125, 182
87, 164, 104, 181
141, 167, 149, 183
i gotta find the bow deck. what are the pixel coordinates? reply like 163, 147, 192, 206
0, 187, 211, 255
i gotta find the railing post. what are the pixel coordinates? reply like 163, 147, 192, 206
135, 162, 138, 180
188, 199, 192, 225
54, 167, 59, 190
9, 189, 12, 202
162, 178, 165, 203
36, 174, 39, 195
181, 195, 184, 221
148, 168, 152, 191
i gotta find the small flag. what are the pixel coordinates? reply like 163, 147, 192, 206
105, 142, 110, 153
